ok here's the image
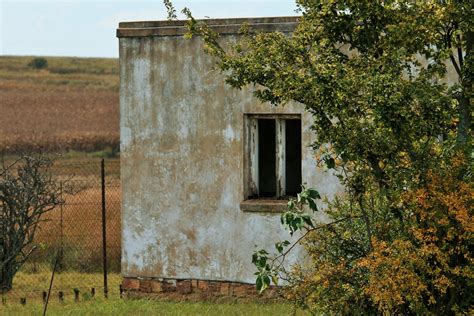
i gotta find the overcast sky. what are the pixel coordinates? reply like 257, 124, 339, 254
0, 0, 298, 58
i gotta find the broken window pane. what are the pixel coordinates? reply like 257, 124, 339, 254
285, 119, 302, 196
258, 119, 276, 197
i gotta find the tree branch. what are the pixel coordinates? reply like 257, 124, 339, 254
272, 215, 359, 270
357, 195, 373, 251
449, 54, 462, 77
457, 35, 464, 69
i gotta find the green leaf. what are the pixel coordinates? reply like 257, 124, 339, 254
287, 199, 296, 211
260, 275, 270, 293
325, 157, 336, 169
256, 275, 263, 291
252, 249, 269, 269
307, 189, 321, 200
308, 198, 319, 213
271, 274, 279, 286
302, 214, 315, 228
275, 242, 283, 253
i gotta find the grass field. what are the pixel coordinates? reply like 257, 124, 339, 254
0, 56, 119, 153
1, 298, 306, 316
3, 271, 122, 305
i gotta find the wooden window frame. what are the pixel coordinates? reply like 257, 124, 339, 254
242, 113, 301, 213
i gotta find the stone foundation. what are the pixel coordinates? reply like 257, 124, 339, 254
122, 277, 280, 301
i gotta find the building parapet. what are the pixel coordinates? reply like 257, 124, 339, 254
117, 16, 299, 38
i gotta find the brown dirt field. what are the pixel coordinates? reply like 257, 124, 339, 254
24, 159, 121, 276
33, 186, 122, 270
0, 88, 119, 152
0, 56, 119, 153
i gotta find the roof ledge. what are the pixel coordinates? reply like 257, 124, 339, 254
117, 16, 299, 38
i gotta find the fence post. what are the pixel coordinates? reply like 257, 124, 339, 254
101, 159, 108, 298
74, 288, 80, 302
59, 181, 64, 271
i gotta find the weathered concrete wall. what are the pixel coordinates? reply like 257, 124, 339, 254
118, 17, 342, 284
118, 16, 461, 285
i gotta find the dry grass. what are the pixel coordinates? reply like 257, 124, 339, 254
32, 185, 122, 271
3, 270, 122, 304
33, 158, 121, 271
0, 56, 119, 153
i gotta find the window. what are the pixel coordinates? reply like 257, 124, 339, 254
243, 114, 302, 202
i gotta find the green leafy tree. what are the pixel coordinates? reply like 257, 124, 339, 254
167, 0, 473, 314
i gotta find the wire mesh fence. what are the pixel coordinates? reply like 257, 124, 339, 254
1, 158, 121, 305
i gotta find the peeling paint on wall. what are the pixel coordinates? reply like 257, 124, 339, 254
119, 19, 343, 284
223, 125, 236, 143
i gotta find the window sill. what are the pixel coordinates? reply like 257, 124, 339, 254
240, 199, 289, 213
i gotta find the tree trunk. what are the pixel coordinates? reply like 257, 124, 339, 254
0, 236, 15, 293
457, 30, 472, 151
0, 261, 14, 293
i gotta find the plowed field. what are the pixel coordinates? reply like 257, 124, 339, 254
0, 56, 119, 153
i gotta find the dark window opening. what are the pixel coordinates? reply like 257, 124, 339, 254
258, 119, 276, 197
246, 115, 302, 201
285, 119, 302, 196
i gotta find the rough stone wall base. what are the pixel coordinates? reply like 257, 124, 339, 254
122, 277, 280, 302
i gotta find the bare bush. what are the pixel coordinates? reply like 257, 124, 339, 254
0, 154, 63, 292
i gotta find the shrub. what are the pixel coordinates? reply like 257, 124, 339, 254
28, 57, 48, 70
0, 154, 63, 291
277, 153, 473, 315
